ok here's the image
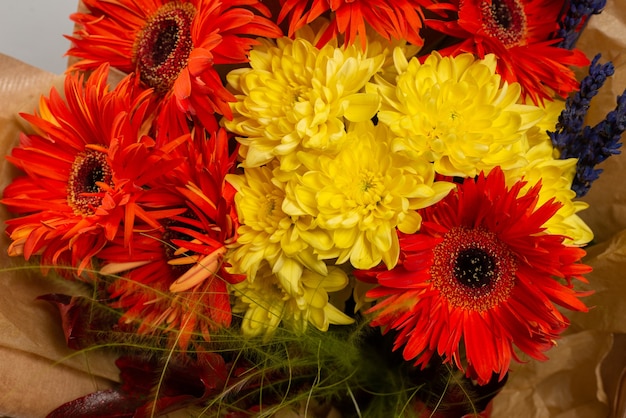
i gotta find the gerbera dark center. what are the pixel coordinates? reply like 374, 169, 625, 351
134, 3, 196, 93
67, 150, 112, 216
162, 225, 194, 276
491, 2, 512, 28
153, 23, 182, 66
480, 0, 527, 47
431, 227, 516, 311
454, 248, 495, 288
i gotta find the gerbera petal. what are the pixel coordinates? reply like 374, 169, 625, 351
279, 0, 431, 48
95, 128, 241, 349
362, 167, 591, 384
67, 0, 281, 131
1, 65, 178, 274
425, 0, 589, 102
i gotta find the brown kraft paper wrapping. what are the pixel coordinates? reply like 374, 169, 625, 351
0, 1, 626, 417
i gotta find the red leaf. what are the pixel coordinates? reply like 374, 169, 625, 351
37, 293, 119, 350
114, 352, 232, 417
46, 389, 145, 418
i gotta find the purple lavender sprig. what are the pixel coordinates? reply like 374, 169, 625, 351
557, 0, 607, 50
549, 54, 626, 197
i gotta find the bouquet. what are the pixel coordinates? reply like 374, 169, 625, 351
1, 0, 625, 416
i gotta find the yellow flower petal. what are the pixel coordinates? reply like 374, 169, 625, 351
341, 93, 380, 122
224, 36, 384, 172
283, 121, 450, 269
374, 51, 547, 178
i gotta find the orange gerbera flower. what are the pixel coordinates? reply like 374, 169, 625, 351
1, 64, 186, 274
67, 0, 282, 132
361, 167, 591, 384
277, 0, 432, 49
426, 0, 589, 103
98, 128, 242, 349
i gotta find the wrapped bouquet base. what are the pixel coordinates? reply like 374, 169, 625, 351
1, 0, 626, 417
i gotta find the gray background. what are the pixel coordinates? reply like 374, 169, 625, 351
0, 1, 81, 74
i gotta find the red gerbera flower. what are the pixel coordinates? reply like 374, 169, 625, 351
362, 167, 592, 384
67, 0, 283, 132
1, 64, 186, 274
426, 0, 589, 103
98, 128, 242, 349
277, 0, 432, 49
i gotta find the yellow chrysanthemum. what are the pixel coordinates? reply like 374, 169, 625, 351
226, 162, 335, 286
371, 50, 546, 177
224, 36, 384, 172
284, 121, 454, 270
504, 136, 593, 246
532, 98, 567, 141
292, 19, 420, 85
360, 26, 422, 84
231, 262, 354, 338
